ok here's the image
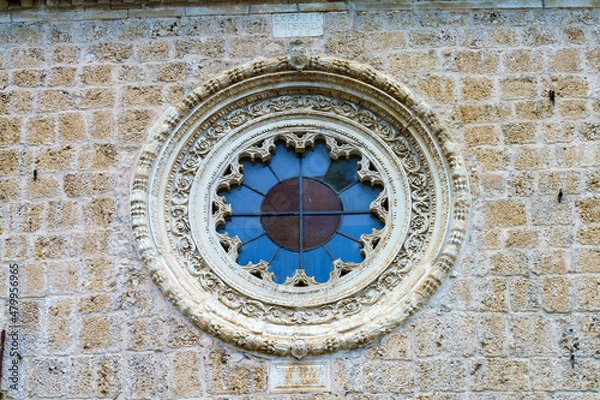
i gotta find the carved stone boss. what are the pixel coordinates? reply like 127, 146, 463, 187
131, 52, 471, 358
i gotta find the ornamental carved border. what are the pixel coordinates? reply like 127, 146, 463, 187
131, 49, 470, 358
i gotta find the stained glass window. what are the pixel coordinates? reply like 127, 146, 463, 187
217, 141, 384, 284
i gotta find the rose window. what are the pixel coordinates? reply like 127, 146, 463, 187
216, 140, 384, 285
132, 51, 470, 358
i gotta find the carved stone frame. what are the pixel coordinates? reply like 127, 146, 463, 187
131, 54, 470, 358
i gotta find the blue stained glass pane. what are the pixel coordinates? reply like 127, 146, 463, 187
326, 234, 363, 263
237, 235, 278, 266
224, 185, 264, 214
220, 216, 263, 243
242, 160, 278, 195
302, 143, 331, 178
303, 247, 334, 283
323, 157, 359, 191
269, 249, 300, 284
340, 184, 381, 212
338, 214, 384, 240
268, 144, 300, 181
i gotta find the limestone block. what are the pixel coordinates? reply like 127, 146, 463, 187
97, 355, 122, 398
485, 200, 527, 226
510, 314, 555, 356
171, 350, 201, 397
503, 122, 537, 144
127, 318, 165, 351
556, 357, 599, 391
82, 256, 115, 291
389, 51, 438, 73
479, 278, 509, 312
166, 320, 200, 348
503, 49, 543, 73
78, 229, 111, 255
416, 74, 456, 103
120, 85, 162, 107
30, 175, 59, 198
81, 64, 113, 85
364, 361, 413, 394
456, 104, 511, 124
81, 315, 114, 351
454, 49, 499, 73
416, 359, 466, 392
479, 313, 508, 357
533, 250, 568, 274
9, 47, 44, 67
21, 261, 46, 297
576, 197, 600, 223
126, 352, 157, 398
155, 61, 189, 82
7, 90, 33, 115
89, 42, 133, 62
89, 143, 117, 169
0, 149, 19, 175
34, 234, 67, 259
500, 76, 538, 100
117, 109, 153, 144
366, 327, 412, 360
560, 99, 589, 119
446, 314, 478, 356
51, 45, 80, 63
78, 294, 110, 315
26, 116, 56, 145
413, 314, 447, 357
368, 32, 406, 51
48, 66, 76, 86
574, 275, 600, 311
75, 88, 115, 109
67, 357, 95, 397
89, 110, 114, 140
550, 48, 582, 72
490, 28, 519, 46
585, 46, 600, 71
136, 40, 171, 61
461, 77, 493, 101
47, 260, 78, 294
510, 277, 541, 311
47, 297, 73, 352
576, 226, 600, 245
27, 358, 67, 397
515, 146, 551, 170
35, 145, 73, 172
118, 19, 145, 41
464, 125, 498, 145
12, 69, 45, 87
541, 275, 572, 313
39, 89, 74, 112
543, 75, 590, 97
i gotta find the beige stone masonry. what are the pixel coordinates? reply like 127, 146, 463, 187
0, 2, 599, 399
2, 0, 600, 20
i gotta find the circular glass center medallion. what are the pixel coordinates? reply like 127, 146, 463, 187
261, 178, 342, 251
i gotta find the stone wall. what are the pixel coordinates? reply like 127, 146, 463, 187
0, 2, 599, 399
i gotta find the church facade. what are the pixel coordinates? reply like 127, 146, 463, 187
1, 0, 599, 398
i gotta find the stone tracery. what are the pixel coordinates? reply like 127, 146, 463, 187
131, 52, 470, 358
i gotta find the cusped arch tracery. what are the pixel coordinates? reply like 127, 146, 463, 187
131, 52, 470, 358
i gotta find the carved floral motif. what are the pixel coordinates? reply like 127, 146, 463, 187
131, 53, 470, 358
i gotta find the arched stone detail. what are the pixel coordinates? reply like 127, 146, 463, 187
131, 53, 471, 358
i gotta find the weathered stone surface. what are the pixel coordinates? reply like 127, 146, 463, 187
0, 4, 598, 399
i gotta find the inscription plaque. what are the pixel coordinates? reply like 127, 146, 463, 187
273, 13, 324, 37
270, 362, 330, 392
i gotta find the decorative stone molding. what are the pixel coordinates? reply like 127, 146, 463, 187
131, 49, 470, 358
